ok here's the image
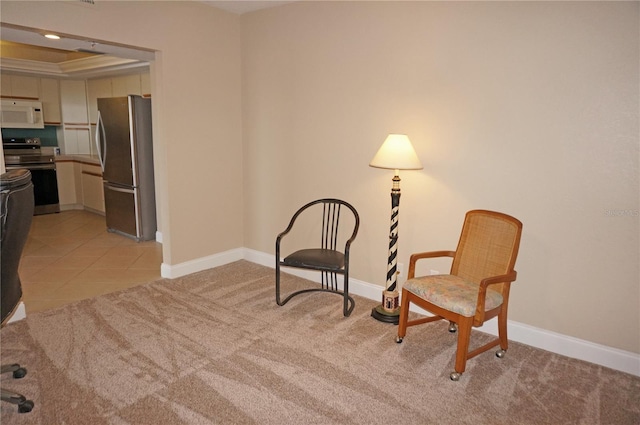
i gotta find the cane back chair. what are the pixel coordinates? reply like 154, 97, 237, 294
396, 210, 523, 380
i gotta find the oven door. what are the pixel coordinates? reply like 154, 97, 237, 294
6, 164, 60, 215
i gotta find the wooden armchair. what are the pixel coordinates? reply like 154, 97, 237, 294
396, 210, 523, 380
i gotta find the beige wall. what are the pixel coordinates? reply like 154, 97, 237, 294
1, 1, 244, 265
242, 2, 639, 353
2, 1, 638, 355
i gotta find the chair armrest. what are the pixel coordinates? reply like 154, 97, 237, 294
473, 270, 518, 325
479, 271, 517, 290
407, 251, 456, 279
275, 207, 307, 260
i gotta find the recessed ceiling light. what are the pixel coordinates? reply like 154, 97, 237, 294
44, 34, 60, 40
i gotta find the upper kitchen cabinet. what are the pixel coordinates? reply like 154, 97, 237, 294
0, 74, 39, 99
60, 80, 89, 125
87, 72, 149, 124
40, 78, 62, 125
60, 79, 90, 155
87, 78, 112, 125
141, 73, 151, 97
112, 74, 142, 98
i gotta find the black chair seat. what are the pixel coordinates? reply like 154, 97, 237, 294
275, 199, 359, 317
283, 249, 345, 271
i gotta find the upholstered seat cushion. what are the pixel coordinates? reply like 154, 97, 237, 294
283, 249, 345, 271
403, 274, 503, 317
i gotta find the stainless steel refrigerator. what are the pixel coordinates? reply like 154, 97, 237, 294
96, 95, 156, 241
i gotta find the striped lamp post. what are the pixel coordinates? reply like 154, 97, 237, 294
369, 134, 423, 324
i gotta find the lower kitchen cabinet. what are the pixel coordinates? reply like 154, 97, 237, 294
81, 163, 105, 213
55, 160, 80, 208
56, 158, 104, 214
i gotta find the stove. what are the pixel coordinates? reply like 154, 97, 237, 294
3, 137, 55, 166
2, 137, 60, 215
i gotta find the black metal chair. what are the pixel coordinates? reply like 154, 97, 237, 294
276, 199, 360, 317
1, 169, 35, 413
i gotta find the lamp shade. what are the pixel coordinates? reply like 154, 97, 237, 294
369, 134, 423, 170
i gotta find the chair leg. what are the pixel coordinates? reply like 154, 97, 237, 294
451, 316, 473, 381
343, 274, 352, 317
275, 262, 283, 306
496, 308, 509, 358
1, 364, 34, 413
396, 289, 410, 343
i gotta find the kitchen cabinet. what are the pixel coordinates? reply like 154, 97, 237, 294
87, 78, 112, 125
112, 74, 141, 97
60, 80, 89, 125
0, 75, 10, 97
55, 160, 79, 208
141, 73, 151, 96
60, 80, 91, 155
40, 78, 62, 125
56, 158, 104, 213
87, 72, 149, 124
62, 128, 92, 155
0, 74, 39, 99
81, 163, 105, 213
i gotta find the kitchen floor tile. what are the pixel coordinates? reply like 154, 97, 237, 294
18, 210, 163, 314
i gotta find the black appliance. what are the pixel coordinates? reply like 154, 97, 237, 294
2, 137, 59, 215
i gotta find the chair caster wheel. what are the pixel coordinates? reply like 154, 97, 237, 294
395, 336, 403, 343
496, 349, 507, 359
448, 323, 457, 333
13, 367, 27, 379
18, 400, 34, 413
450, 372, 461, 381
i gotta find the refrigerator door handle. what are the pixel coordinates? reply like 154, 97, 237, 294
106, 185, 135, 194
95, 110, 107, 172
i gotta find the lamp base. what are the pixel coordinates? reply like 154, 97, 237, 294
371, 304, 400, 324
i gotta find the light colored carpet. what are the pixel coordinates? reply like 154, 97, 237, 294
1, 260, 639, 424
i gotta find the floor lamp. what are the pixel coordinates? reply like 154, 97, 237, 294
369, 134, 423, 324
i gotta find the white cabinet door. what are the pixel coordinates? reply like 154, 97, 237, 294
62, 128, 91, 155
0, 74, 39, 99
40, 78, 62, 125
140, 73, 151, 96
55, 160, 77, 207
0, 75, 12, 97
87, 78, 112, 124
112, 74, 141, 97
60, 80, 89, 125
81, 164, 105, 213
11, 75, 39, 99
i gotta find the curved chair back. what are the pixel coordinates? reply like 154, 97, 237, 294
276, 198, 360, 316
280, 198, 360, 253
1, 169, 34, 324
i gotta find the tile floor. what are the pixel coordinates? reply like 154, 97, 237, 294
19, 210, 163, 314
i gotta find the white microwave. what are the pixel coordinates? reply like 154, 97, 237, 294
1, 99, 45, 129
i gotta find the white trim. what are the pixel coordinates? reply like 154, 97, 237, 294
160, 248, 244, 279
16, 247, 639, 377
241, 248, 640, 377
477, 319, 640, 377
7, 301, 26, 323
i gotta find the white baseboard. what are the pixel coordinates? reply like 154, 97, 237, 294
7, 301, 26, 324
18, 246, 638, 377
160, 248, 244, 279
241, 248, 640, 377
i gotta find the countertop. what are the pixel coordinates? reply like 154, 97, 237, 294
55, 154, 101, 165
